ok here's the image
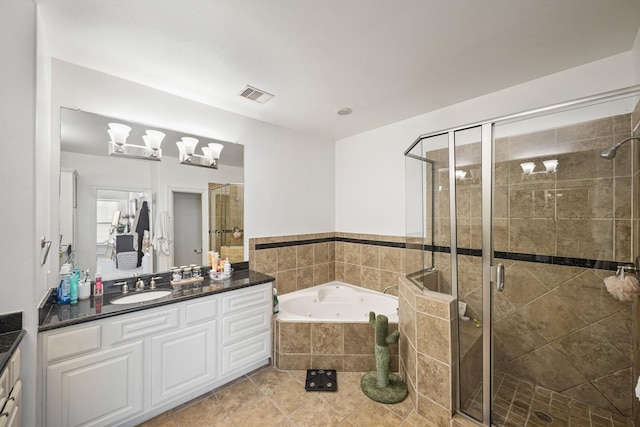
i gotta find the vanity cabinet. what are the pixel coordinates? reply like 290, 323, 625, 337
46, 342, 143, 426
0, 346, 22, 427
39, 282, 272, 427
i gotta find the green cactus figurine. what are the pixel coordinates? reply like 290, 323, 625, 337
360, 311, 408, 404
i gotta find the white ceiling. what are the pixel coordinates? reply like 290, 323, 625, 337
38, 0, 640, 140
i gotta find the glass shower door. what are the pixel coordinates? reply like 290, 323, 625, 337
453, 125, 494, 425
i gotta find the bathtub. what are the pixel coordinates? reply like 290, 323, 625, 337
273, 281, 399, 372
277, 281, 398, 322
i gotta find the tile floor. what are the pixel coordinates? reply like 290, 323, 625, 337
463, 372, 633, 427
138, 365, 430, 427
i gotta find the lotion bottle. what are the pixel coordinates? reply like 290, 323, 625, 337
223, 257, 231, 276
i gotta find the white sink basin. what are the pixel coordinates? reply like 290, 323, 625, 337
111, 290, 172, 305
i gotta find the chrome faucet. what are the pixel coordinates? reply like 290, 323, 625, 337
149, 276, 163, 290
134, 274, 145, 291
383, 285, 398, 294
113, 281, 129, 294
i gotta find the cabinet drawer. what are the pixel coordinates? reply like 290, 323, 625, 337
222, 306, 270, 345
222, 284, 271, 315
111, 307, 179, 344
0, 368, 7, 402
221, 330, 270, 376
185, 297, 218, 325
45, 324, 101, 363
9, 348, 20, 386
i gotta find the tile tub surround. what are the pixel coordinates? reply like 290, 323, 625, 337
250, 232, 422, 296
273, 318, 399, 372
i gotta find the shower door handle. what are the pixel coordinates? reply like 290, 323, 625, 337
495, 263, 505, 292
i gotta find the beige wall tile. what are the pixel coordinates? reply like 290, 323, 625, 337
615, 220, 632, 261
279, 322, 311, 353
416, 312, 451, 364
556, 219, 613, 260
344, 243, 361, 265
313, 242, 329, 264
344, 323, 374, 354
361, 245, 380, 268
278, 354, 311, 370
296, 266, 314, 289
335, 262, 345, 282
311, 354, 344, 371
254, 248, 277, 275
344, 263, 362, 286
277, 246, 296, 271
614, 176, 632, 219
416, 395, 451, 426
313, 263, 330, 285
335, 242, 345, 263
510, 218, 556, 254
275, 270, 297, 295
343, 355, 375, 372
416, 353, 451, 410
311, 323, 344, 354
296, 245, 314, 268
380, 247, 403, 273
361, 266, 381, 292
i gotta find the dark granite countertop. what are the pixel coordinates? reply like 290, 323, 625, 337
0, 312, 25, 374
38, 269, 274, 332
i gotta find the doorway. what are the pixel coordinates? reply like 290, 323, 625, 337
172, 191, 203, 266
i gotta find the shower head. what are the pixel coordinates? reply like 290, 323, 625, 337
600, 136, 640, 160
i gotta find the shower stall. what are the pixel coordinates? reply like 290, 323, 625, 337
405, 86, 640, 426
208, 183, 244, 262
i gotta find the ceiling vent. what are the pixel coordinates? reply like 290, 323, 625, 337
238, 85, 274, 104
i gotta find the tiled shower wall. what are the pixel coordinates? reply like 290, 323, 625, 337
423, 107, 640, 418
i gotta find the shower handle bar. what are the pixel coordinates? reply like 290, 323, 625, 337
494, 263, 505, 292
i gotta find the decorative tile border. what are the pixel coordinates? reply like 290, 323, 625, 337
256, 235, 622, 272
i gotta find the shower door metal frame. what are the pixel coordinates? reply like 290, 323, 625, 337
405, 84, 640, 426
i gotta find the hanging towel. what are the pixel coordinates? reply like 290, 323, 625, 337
135, 201, 150, 267
635, 376, 640, 402
153, 211, 172, 256
604, 275, 639, 302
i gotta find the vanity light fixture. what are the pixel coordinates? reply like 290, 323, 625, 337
176, 137, 224, 169
107, 123, 164, 161
520, 159, 559, 176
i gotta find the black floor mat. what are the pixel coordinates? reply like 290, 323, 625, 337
305, 369, 337, 392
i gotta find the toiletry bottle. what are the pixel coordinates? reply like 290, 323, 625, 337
57, 273, 71, 304
224, 258, 231, 276
69, 271, 79, 304
273, 288, 279, 314
94, 271, 103, 296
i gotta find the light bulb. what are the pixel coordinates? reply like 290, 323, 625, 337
543, 159, 558, 173
107, 123, 131, 145
520, 162, 535, 175
208, 143, 224, 160
181, 137, 199, 156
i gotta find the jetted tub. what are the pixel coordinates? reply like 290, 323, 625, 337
273, 281, 399, 372
277, 281, 398, 322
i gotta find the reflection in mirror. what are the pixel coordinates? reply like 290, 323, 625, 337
96, 189, 153, 280
209, 183, 244, 262
59, 108, 245, 281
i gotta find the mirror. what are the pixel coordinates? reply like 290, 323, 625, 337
59, 107, 245, 281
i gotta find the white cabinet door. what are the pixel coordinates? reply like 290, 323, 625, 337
47, 341, 143, 427
221, 330, 270, 376
150, 321, 217, 407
